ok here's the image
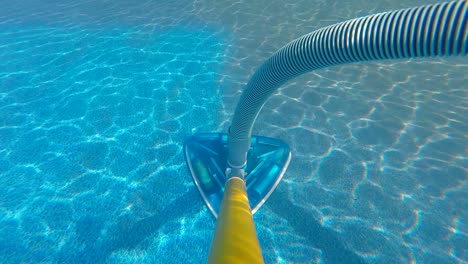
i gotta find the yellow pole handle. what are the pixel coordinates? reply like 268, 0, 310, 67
208, 177, 264, 264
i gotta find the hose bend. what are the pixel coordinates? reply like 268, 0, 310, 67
228, 0, 467, 168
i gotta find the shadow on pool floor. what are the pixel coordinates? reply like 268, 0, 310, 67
65, 186, 364, 263
64, 189, 202, 263
266, 189, 366, 264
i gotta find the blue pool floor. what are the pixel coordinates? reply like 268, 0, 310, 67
0, 0, 467, 263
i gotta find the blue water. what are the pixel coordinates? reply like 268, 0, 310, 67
0, 0, 466, 263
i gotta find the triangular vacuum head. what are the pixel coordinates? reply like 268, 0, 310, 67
184, 133, 291, 218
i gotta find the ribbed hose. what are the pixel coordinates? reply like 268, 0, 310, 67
227, 0, 467, 168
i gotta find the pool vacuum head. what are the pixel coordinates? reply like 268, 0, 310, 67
184, 133, 291, 218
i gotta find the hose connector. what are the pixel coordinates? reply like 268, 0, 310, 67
227, 126, 251, 169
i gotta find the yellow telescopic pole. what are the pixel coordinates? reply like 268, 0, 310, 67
207, 177, 264, 264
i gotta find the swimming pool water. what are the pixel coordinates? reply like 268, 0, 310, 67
0, 0, 466, 263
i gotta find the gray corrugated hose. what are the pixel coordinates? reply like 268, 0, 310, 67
227, 0, 467, 168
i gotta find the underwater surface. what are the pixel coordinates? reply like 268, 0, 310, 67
0, 0, 466, 263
